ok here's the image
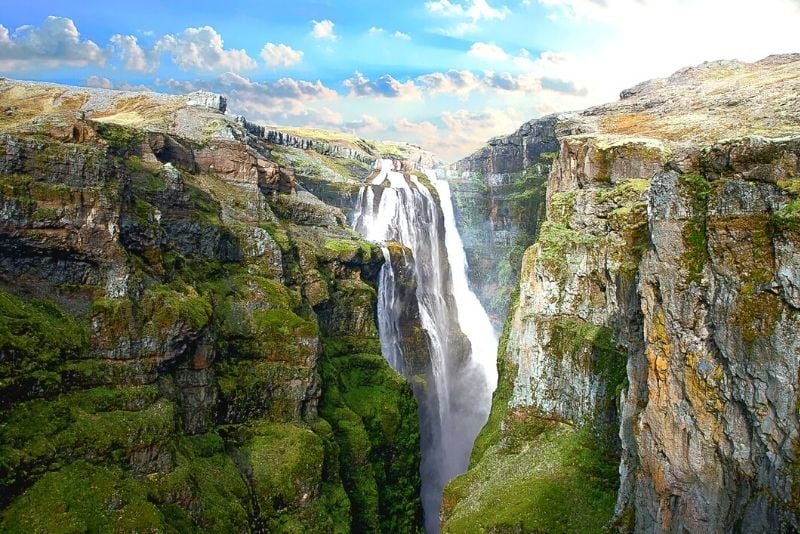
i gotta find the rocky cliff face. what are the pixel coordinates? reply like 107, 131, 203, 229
443, 54, 800, 533
448, 119, 557, 327
0, 79, 423, 532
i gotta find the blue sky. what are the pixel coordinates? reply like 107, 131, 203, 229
1, 0, 799, 161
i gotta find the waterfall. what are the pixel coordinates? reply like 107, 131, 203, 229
432, 177, 499, 393
353, 159, 498, 533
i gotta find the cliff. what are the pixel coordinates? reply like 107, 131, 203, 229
443, 54, 800, 532
448, 118, 558, 327
0, 79, 423, 532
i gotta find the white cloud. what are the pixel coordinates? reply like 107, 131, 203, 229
84, 76, 151, 93
260, 42, 304, 68
368, 26, 384, 35
468, 42, 508, 61
394, 31, 412, 40
530, 0, 800, 102
396, 117, 439, 139
311, 20, 337, 41
162, 78, 197, 92
416, 69, 483, 97
154, 26, 257, 72
117, 83, 152, 92
343, 71, 421, 99
0, 16, 106, 70
85, 75, 113, 89
344, 114, 384, 133
426, 0, 511, 35
110, 34, 153, 72
162, 72, 339, 126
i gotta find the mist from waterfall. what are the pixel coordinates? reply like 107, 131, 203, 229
353, 159, 497, 533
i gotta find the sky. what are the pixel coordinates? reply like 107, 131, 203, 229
1, 0, 799, 162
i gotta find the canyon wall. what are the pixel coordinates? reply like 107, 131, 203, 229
447, 119, 558, 327
444, 54, 800, 533
0, 80, 423, 532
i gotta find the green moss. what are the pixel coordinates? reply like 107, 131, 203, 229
260, 222, 292, 252
127, 157, 166, 194
680, 173, 712, 284
595, 179, 650, 205
469, 287, 520, 467
95, 122, 144, 155
323, 238, 373, 261
1, 461, 165, 533
550, 191, 577, 224
322, 336, 382, 357
773, 198, 800, 232
30, 206, 59, 221
187, 184, 222, 226
141, 284, 213, 333
537, 220, 599, 283
320, 340, 423, 532
0, 288, 88, 404
242, 422, 329, 528
443, 425, 619, 533
1, 387, 174, 506
411, 170, 441, 205
548, 318, 627, 399
733, 284, 782, 343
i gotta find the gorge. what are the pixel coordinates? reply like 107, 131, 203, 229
353, 159, 496, 531
0, 52, 799, 534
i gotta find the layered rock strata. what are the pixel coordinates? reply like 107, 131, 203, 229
443, 54, 800, 533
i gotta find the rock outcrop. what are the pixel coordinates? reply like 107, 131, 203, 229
443, 54, 800, 533
0, 79, 423, 532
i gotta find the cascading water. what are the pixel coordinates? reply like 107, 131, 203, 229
353, 159, 498, 533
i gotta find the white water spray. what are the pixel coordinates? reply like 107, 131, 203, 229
353, 159, 497, 533
431, 176, 499, 392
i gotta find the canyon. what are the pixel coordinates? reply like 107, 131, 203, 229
1, 52, 799, 533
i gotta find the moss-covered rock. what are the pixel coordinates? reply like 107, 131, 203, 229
0, 82, 423, 533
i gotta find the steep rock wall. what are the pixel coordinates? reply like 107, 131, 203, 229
0, 82, 423, 532
448, 117, 558, 326
443, 54, 800, 533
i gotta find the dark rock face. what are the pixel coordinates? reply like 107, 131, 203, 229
0, 82, 423, 533
451, 115, 560, 176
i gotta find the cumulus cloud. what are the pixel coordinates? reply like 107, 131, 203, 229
383, 107, 520, 161
468, 42, 508, 61
85, 75, 113, 89
344, 114, 384, 133
84, 76, 151, 92
311, 20, 337, 41
426, 0, 511, 35
394, 31, 412, 40
416, 69, 483, 97
0, 16, 106, 70
154, 26, 257, 72
343, 72, 421, 99
260, 42, 303, 68
110, 34, 153, 72
368, 26, 385, 35
540, 76, 587, 95
163, 72, 339, 126
396, 117, 439, 139
438, 106, 521, 157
